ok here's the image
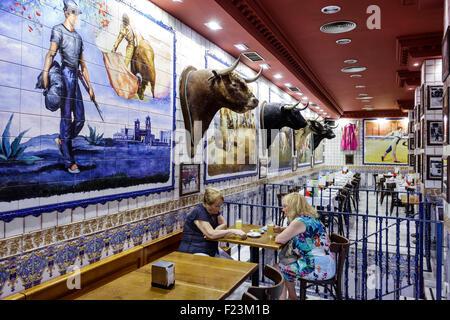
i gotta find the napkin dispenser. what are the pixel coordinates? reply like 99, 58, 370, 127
151, 260, 175, 289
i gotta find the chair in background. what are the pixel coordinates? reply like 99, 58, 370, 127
277, 193, 288, 225
242, 265, 285, 300
298, 233, 350, 300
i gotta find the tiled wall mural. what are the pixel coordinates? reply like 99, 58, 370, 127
0, 0, 175, 214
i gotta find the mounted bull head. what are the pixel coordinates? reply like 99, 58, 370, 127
293, 117, 328, 152
311, 121, 338, 150
179, 54, 262, 157
260, 100, 309, 150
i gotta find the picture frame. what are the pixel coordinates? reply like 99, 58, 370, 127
420, 85, 425, 116
426, 155, 443, 181
408, 154, 415, 167
416, 154, 421, 175
291, 155, 298, 172
427, 85, 443, 110
426, 120, 444, 146
259, 157, 268, 179
418, 119, 423, 148
179, 163, 200, 196
408, 121, 414, 135
443, 26, 450, 83
442, 156, 449, 202
444, 87, 449, 145
408, 137, 415, 151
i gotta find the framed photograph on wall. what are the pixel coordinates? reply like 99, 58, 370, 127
442, 156, 449, 201
408, 137, 415, 151
427, 120, 444, 146
408, 121, 414, 135
180, 163, 200, 196
443, 26, 450, 82
420, 85, 425, 116
427, 85, 443, 110
416, 154, 421, 175
408, 154, 415, 167
444, 87, 449, 145
427, 155, 443, 180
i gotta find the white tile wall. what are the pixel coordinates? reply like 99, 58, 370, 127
42, 211, 57, 229
24, 215, 41, 233
5, 217, 23, 238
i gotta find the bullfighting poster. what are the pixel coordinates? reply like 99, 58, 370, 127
0, 0, 175, 213
363, 119, 409, 165
204, 52, 259, 183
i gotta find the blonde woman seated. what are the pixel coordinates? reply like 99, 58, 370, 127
274, 192, 336, 300
178, 187, 247, 259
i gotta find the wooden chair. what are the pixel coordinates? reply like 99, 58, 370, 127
298, 233, 350, 300
242, 265, 285, 300
381, 182, 396, 208
276, 193, 288, 225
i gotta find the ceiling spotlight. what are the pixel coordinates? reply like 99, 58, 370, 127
315, 106, 320, 109
234, 43, 248, 51
260, 63, 271, 69
321, 21, 356, 34
359, 93, 368, 96
204, 21, 223, 31
413, 62, 420, 67
302, 96, 308, 100
336, 38, 352, 45
321, 6, 341, 14
285, 83, 292, 87
356, 96, 373, 100
296, 92, 303, 96
341, 66, 367, 73
274, 73, 283, 79
355, 85, 366, 89
344, 59, 358, 64
350, 74, 362, 78
172, 0, 183, 2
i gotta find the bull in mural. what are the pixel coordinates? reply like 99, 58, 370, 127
311, 121, 338, 151
179, 54, 262, 157
259, 100, 309, 150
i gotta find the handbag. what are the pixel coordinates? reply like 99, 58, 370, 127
278, 238, 298, 264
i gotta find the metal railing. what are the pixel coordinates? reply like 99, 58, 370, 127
222, 183, 445, 300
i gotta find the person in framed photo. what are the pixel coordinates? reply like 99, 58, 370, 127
429, 86, 443, 109
429, 122, 443, 144
381, 126, 407, 163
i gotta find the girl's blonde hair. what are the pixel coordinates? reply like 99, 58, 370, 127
203, 187, 224, 205
281, 192, 319, 222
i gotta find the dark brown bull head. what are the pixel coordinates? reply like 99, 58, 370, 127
179, 54, 261, 157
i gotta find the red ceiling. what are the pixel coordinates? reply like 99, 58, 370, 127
148, 0, 444, 119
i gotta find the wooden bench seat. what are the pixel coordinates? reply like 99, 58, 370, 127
5, 230, 183, 300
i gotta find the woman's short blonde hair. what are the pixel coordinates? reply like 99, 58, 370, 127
281, 192, 319, 221
203, 187, 224, 205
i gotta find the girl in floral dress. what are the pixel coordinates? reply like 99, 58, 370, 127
274, 193, 336, 300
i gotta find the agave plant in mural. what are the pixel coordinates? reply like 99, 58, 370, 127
0, 114, 42, 165
83, 124, 105, 146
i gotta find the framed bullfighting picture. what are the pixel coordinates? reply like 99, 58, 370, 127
204, 52, 259, 183
0, 0, 175, 214
427, 85, 443, 110
180, 164, 200, 196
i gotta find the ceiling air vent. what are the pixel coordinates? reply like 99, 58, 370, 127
242, 52, 264, 62
320, 21, 357, 34
288, 86, 301, 92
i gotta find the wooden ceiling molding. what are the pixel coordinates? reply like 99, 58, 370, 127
396, 70, 421, 88
396, 32, 443, 66
341, 109, 408, 119
214, 0, 343, 116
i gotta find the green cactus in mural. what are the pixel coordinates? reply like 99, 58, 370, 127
0, 114, 42, 164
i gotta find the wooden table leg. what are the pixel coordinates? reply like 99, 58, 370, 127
250, 246, 260, 286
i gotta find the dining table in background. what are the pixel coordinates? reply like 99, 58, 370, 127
75, 251, 258, 300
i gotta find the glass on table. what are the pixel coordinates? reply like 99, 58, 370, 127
267, 221, 275, 239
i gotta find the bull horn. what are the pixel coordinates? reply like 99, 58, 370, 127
297, 101, 309, 111
244, 66, 263, 83
216, 54, 241, 76
283, 102, 299, 111
328, 123, 339, 129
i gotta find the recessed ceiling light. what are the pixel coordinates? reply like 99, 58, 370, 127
336, 38, 352, 45
350, 74, 362, 78
359, 93, 368, 96
355, 85, 366, 89
341, 66, 367, 73
234, 43, 248, 51
204, 21, 222, 31
285, 83, 292, 87
320, 21, 357, 34
413, 62, 420, 67
274, 73, 283, 79
321, 6, 341, 14
356, 96, 373, 100
296, 92, 303, 96
344, 59, 358, 64
302, 96, 308, 100
260, 63, 270, 69
172, 0, 183, 2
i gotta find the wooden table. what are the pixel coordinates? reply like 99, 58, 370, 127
401, 194, 420, 217
215, 224, 282, 286
76, 251, 258, 300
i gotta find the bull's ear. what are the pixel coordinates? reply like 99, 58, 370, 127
208, 70, 220, 82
